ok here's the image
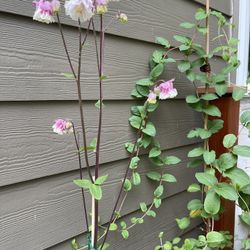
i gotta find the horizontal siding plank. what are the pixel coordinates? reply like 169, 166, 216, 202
0, 13, 226, 101
0, 101, 201, 187
0, 0, 230, 46
0, 164, 200, 250
194, 0, 232, 16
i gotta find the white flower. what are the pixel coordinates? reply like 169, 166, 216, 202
65, 0, 94, 22
33, 0, 55, 24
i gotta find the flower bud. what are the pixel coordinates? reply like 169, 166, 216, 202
96, 5, 108, 14
117, 13, 128, 23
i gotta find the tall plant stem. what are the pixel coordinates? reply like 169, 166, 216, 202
57, 14, 94, 183
77, 20, 94, 183
93, 14, 105, 248
72, 124, 90, 233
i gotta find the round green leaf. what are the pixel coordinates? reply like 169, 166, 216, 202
204, 190, 221, 215
223, 134, 237, 148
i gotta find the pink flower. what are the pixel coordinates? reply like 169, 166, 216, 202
52, 119, 73, 135
147, 91, 157, 104
158, 79, 178, 99
33, 0, 55, 24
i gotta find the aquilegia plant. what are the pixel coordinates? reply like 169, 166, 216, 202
32, 1, 181, 249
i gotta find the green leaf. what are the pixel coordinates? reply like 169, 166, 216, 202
214, 183, 238, 201
215, 83, 228, 96
187, 199, 203, 210
176, 217, 190, 230
156, 37, 171, 48
172, 237, 181, 245
174, 35, 191, 44
121, 230, 129, 239
146, 171, 161, 181
136, 78, 154, 86
188, 128, 212, 140
241, 184, 250, 194
179, 44, 190, 51
195, 172, 217, 186
136, 85, 149, 97
186, 95, 200, 104
149, 147, 161, 158
61, 72, 75, 79
123, 179, 132, 191
217, 153, 237, 171
89, 184, 102, 200
131, 88, 143, 98
203, 105, 221, 117
203, 150, 216, 165
154, 185, 164, 198
140, 202, 147, 212
154, 198, 162, 208
163, 242, 172, 250
99, 74, 107, 81
129, 115, 142, 129
206, 231, 224, 245
164, 156, 181, 165
208, 119, 224, 134
233, 145, 250, 157
153, 50, 164, 63
195, 8, 207, 20
201, 93, 218, 101
240, 111, 250, 127
95, 100, 105, 109
180, 22, 195, 29
73, 179, 92, 189
187, 183, 201, 192
143, 122, 156, 137
240, 212, 250, 226
71, 239, 79, 250
178, 60, 191, 72
224, 167, 250, 187
232, 86, 246, 101
197, 26, 208, 35
95, 175, 108, 185
132, 172, 141, 186
109, 223, 118, 231
146, 210, 156, 217
204, 190, 221, 214
129, 156, 140, 169
150, 63, 164, 80
187, 159, 203, 168
162, 174, 177, 183
188, 147, 204, 157
223, 134, 237, 148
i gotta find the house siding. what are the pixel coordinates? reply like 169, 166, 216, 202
0, 0, 232, 249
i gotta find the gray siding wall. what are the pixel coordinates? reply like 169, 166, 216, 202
0, 0, 232, 249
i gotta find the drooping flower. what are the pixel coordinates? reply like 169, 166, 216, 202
157, 79, 178, 99
147, 91, 157, 104
33, 0, 55, 24
51, 0, 60, 12
65, 0, 94, 22
52, 119, 73, 135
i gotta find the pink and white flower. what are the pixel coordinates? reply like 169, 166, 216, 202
51, 0, 60, 12
157, 79, 178, 99
33, 0, 55, 24
52, 119, 73, 135
65, 0, 94, 22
